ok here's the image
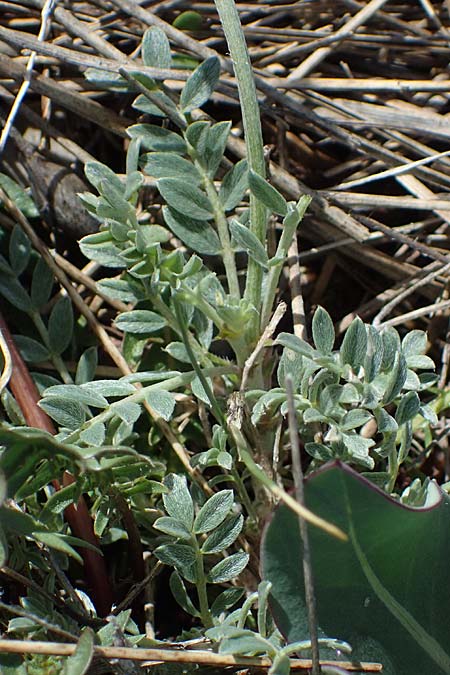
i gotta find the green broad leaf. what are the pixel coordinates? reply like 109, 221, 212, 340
203, 121, 231, 177
163, 206, 220, 254
79, 233, 126, 269
312, 306, 335, 354
142, 27, 172, 69
341, 409, 372, 431
405, 354, 435, 370
141, 152, 201, 183
115, 309, 166, 334
153, 516, 191, 540
248, 170, 287, 216
127, 124, 186, 153
84, 68, 129, 91
219, 159, 249, 211
169, 571, 200, 617
13, 335, 49, 363
262, 461, 450, 675
402, 330, 427, 357
0, 173, 39, 217
364, 325, 384, 383
229, 219, 268, 266
132, 91, 179, 118
39, 397, 86, 430
173, 10, 202, 30
9, 225, 31, 275
97, 278, 145, 303
381, 327, 401, 371
31, 257, 54, 308
43, 384, 108, 409
80, 421, 106, 446
76, 347, 98, 385
207, 551, 249, 583
341, 433, 375, 469
396, 391, 421, 425
202, 513, 243, 554
383, 352, 408, 404
112, 401, 141, 424
63, 628, 94, 675
158, 178, 213, 220
163, 474, 194, 530
154, 543, 197, 583
40, 482, 79, 521
305, 442, 334, 461
340, 316, 367, 369
193, 490, 234, 534
217, 629, 273, 657
85, 161, 123, 194
180, 57, 220, 112
145, 389, 175, 421
0, 505, 38, 535
81, 380, 136, 397
210, 587, 245, 617
0, 273, 32, 311
48, 296, 73, 355
276, 333, 315, 358
33, 531, 84, 564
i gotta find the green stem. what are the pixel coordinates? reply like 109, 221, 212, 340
190, 153, 240, 300
31, 311, 73, 384
192, 537, 214, 628
213, 0, 266, 329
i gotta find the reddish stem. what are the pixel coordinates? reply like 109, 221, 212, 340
0, 311, 113, 617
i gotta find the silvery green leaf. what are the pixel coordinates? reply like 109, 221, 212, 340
270, 653, 291, 675
63, 627, 94, 675
31, 257, 54, 309
85, 161, 123, 193
124, 171, 143, 201
142, 27, 172, 69
141, 152, 201, 183
402, 330, 427, 357
305, 442, 334, 461
375, 408, 398, 434
153, 516, 191, 540
180, 56, 220, 112
158, 178, 213, 219
128, 124, 186, 153
163, 474, 194, 530
39, 397, 85, 430
341, 409, 372, 431
248, 170, 287, 216
396, 391, 421, 425
112, 401, 141, 424
191, 376, 213, 406
135, 225, 171, 252
154, 543, 197, 583
276, 333, 315, 358
0, 274, 32, 311
80, 421, 105, 446
163, 207, 221, 255
13, 335, 49, 363
218, 630, 273, 656
312, 306, 335, 354
339, 383, 360, 404
364, 325, 384, 382
277, 347, 304, 390
219, 159, 248, 211
164, 341, 190, 363
44, 384, 108, 409
76, 347, 98, 385
203, 121, 231, 177
185, 120, 209, 149
380, 327, 400, 371
40, 482, 79, 520
48, 296, 73, 355
404, 369, 421, 390
303, 408, 329, 424
79, 233, 125, 268
341, 434, 375, 468
202, 513, 243, 554
207, 551, 249, 583
9, 225, 31, 275
169, 571, 200, 617
193, 490, 233, 534
81, 380, 135, 397
132, 91, 178, 117
340, 316, 367, 369
383, 352, 407, 404
405, 354, 435, 370
418, 372, 438, 389
230, 219, 268, 266
84, 68, 128, 90
0, 173, 39, 217
398, 420, 413, 464
115, 309, 166, 334
419, 404, 438, 425
211, 587, 244, 617
146, 389, 175, 421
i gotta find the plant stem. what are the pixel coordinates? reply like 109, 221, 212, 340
193, 537, 214, 628
213, 0, 266, 331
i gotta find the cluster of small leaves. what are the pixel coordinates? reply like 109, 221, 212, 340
252, 306, 437, 488
153, 474, 248, 625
